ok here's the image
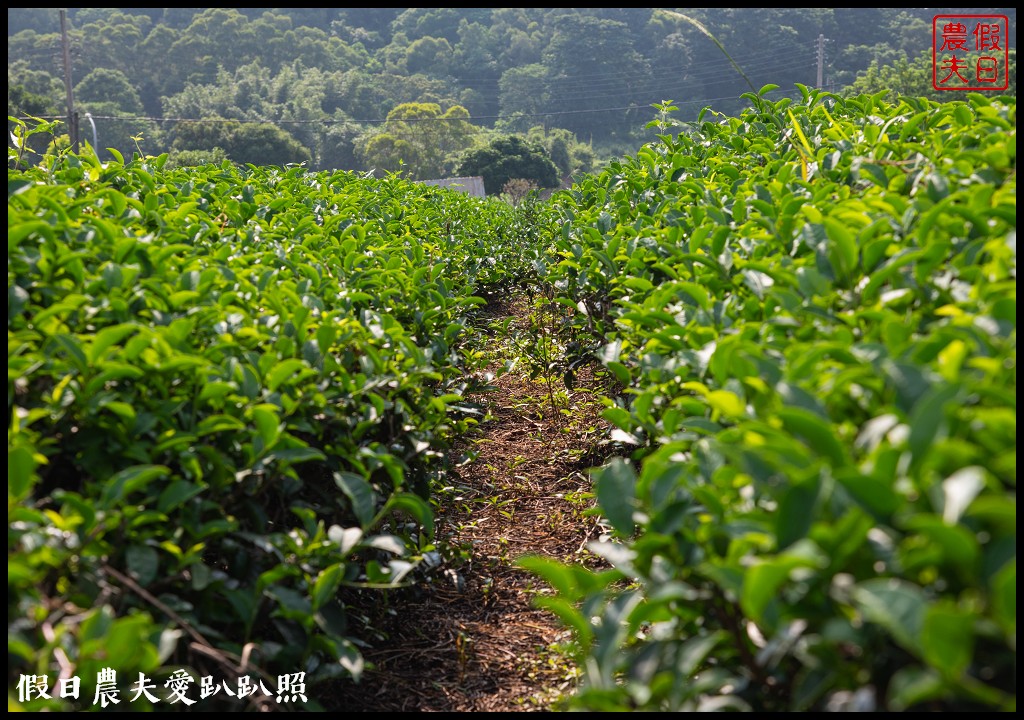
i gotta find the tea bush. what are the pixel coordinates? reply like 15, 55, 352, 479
524, 87, 1016, 711
8, 141, 541, 710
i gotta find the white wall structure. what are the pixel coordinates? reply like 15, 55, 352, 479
418, 176, 486, 198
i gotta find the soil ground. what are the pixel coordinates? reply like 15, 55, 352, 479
328, 294, 613, 712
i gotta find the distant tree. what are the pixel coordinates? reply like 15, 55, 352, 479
165, 146, 230, 169
844, 48, 1016, 102
540, 13, 651, 140
173, 120, 311, 167
524, 125, 597, 178
405, 36, 453, 76
378, 32, 412, 75
167, 8, 255, 84
73, 10, 152, 79
456, 135, 559, 195
452, 21, 498, 76
161, 60, 339, 162
75, 68, 145, 115
498, 64, 549, 132
330, 68, 455, 121
7, 61, 63, 114
257, 9, 342, 30
271, 63, 327, 160
356, 102, 477, 179
359, 134, 412, 175
458, 87, 489, 118
391, 8, 488, 44
7, 9, 62, 35
336, 8, 402, 39
158, 8, 205, 29
844, 51, 944, 101
135, 24, 180, 111
8, 84, 51, 118
490, 8, 546, 69
230, 123, 312, 166
317, 116, 364, 170
500, 177, 538, 206
269, 22, 370, 74
170, 118, 235, 157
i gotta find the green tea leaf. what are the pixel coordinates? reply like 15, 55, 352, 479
8, 446, 37, 500
594, 457, 638, 537
887, 667, 946, 711
835, 469, 900, 517
88, 324, 139, 364
921, 601, 974, 678
852, 578, 926, 654
381, 492, 435, 541
250, 404, 281, 448
266, 358, 309, 392
777, 407, 848, 468
706, 390, 745, 419
908, 384, 959, 466
125, 545, 159, 586
991, 559, 1016, 637
312, 564, 344, 611
517, 555, 581, 598
101, 465, 170, 507
823, 217, 857, 279
776, 475, 820, 548
742, 540, 826, 623
334, 471, 375, 527
157, 479, 202, 514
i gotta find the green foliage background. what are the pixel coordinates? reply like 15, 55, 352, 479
8, 8, 1017, 175
457, 135, 561, 195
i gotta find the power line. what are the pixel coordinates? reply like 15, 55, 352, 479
10, 19, 817, 134
448, 43, 817, 86
11, 27, 819, 121
15, 52, 810, 128
507, 62, 815, 108
15, 89, 800, 129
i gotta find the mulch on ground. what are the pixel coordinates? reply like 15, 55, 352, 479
327, 294, 613, 712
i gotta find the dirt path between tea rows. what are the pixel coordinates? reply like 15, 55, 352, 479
326, 294, 613, 712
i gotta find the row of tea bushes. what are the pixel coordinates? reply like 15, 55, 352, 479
9, 147, 540, 710
525, 88, 1016, 711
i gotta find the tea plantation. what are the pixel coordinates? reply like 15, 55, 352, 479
8, 86, 1015, 711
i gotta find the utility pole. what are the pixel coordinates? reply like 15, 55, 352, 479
816, 34, 826, 89
60, 9, 79, 152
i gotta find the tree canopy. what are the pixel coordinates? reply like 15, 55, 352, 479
173, 119, 311, 167
456, 135, 560, 195
7, 8, 1017, 171
356, 102, 477, 180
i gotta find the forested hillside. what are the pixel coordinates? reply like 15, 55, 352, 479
8, 8, 1016, 180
